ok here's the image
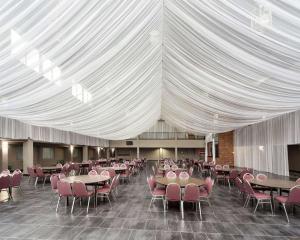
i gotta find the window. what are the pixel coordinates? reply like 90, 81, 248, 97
42, 147, 54, 160
16, 146, 23, 160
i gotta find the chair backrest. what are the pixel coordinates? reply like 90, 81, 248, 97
295, 178, 300, 184
287, 185, 300, 204
57, 180, 73, 196
56, 163, 63, 168
215, 164, 222, 170
147, 176, 156, 192
27, 167, 36, 177
256, 173, 267, 181
72, 181, 89, 197
1, 169, 10, 175
171, 165, 178, 171
179, 171, 189, 180
164, 164, 170, 170
36, 167, 44, 177
234, 177, 244, 192
111, 174, 120, 189
223, 165, 230, 169
240, 169, 253, 179
243, 179, 255, 195
204, 177, 214, 194
50, 174, 59, 190
113, 163, 119, 168
13, 169, 22, 174
166, 183, 181, 201
58, 173, 66, 179
229, 169, 239, 179
243, 173, 254, 181
183, 183, 200, 202
11, 172, 22, 187
107, 169, 116, 178
120, 163, 127, 168
0, 175, 11, 189
100, 170, 110, 177
188, 167, 194, 176
166, 171, 176, 179
88, 170, 98, 176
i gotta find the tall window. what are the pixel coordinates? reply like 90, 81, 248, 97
16, 146, 23, 160
42, 147, 54, 160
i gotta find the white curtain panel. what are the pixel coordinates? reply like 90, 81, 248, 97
0, 116, 108, 146
235, 110, 300, 176
0, 0, 300, 140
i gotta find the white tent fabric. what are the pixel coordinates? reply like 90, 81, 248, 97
0, 0, 300, 140
234, 110, 300, 176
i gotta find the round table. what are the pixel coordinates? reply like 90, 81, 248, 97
63, 175, 110, 184
100, 166, 127, 172
155, 177, 205, 188
250, 178, 296, 190
159, 168, 187, 172
64, 175, 111, 205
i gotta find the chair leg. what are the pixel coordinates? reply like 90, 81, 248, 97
254, 199, 260, 214
43, 177, 47, 187
148, 197, 154, 210
244, 195, 250, 208
87, 196, 91, 213
180, 201, 184, 220
106, 194, 112, 208
163, 198, 166, 212
35, 177, 39, 186
56, 196, 61, 212
269, 200, 273, 215
282, 204, 289, 223
71, 197, 76, 214
198, 201, 202, 220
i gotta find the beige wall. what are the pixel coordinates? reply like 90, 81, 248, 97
8, 143, 23, 170
110, 139, 205, 148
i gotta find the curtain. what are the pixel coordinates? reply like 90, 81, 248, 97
234, 110, 300, 176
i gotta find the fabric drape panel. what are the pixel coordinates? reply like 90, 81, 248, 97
1, 0, 300, 140
234, 110, 300, 176
0, 116, 108, 146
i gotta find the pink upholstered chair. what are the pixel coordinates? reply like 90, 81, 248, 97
35, 167, 51, 187
88, 170, 98, 176
243, 173, 254, 182
96, 176, 117, 208
50, 174, 59, 194
147, 176, 165, 210
0, 175, 12, 199
27, 167, 37, 183
11, 171, 22, 193
166, 171, 176, 180
275, 185, 300, 222
100, 170, 110, 178
164, 164, 171, 170
223, 165, 230, 170
234, 177, 245, 196
182, 183, 202, 219
171, 165, 178, 171
113, 163, 120, 168
225, 169, 239, 188
58, 173, 66, 179
240, 169, 253, 179
165, 183, 182, 213
56, 180, 73, 212
215, 165, 222, 170
256, 173, 267, 181
243, 179, 273, 214
179, 171, 189, 181
295, 178, 300, 184
56, 163, 63, 168
199, 177, 214, 206
71, 181, 94, 213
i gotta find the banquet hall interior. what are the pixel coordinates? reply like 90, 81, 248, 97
1, 0, 300, 239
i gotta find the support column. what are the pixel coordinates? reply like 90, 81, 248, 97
205, 141, 208, 162
1, 141, 8, 171
106, 148, 110, 159
23, 139, 33, 174
175, 147, 178, 161
212, 136, 216, 163
137, 147, 140, 159
83, 146, 88, 162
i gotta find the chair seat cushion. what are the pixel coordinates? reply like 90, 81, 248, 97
275, 195, 288, 203
152, 188, 165, 196
253, 192, 271, 199
97, 187, 110, 194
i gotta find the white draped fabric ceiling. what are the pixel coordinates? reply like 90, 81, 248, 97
0, 0, 300, 140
